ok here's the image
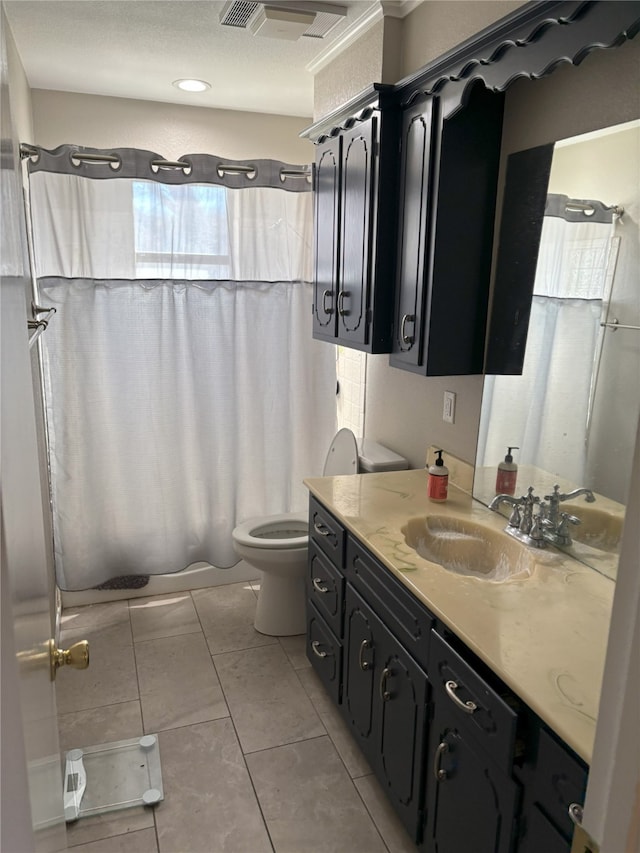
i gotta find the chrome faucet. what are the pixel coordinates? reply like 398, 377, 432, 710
542, 484, 595, 545
489, 487, 547, 549
542, 483, 595, 548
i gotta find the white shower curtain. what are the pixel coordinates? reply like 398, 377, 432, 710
478, 214, 615, 483
28, 149, 337, 590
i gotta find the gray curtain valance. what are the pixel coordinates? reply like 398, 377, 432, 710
25, 144, 312, 191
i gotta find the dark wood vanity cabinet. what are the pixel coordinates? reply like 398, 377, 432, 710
305, 495, 588, 853
516, 726, 588, 853
423, 631, 521, 852
391, 83, 504, 375
306, 87, 399, 353
342, 583, 429, 840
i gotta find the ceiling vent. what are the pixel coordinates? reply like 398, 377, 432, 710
220, 1, 347, 40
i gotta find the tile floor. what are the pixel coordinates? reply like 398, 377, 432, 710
56, 581, 418, 853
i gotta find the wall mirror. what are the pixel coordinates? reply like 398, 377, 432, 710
474, 119, 640, 580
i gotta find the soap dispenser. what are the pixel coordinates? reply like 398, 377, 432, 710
496, 446, 519, 496
428, 450, 449, 503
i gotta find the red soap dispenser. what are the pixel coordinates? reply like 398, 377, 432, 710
428, 450, 449, 503
496, 446, 519, 496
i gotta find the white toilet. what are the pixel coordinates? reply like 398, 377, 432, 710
232, 429, 408, 636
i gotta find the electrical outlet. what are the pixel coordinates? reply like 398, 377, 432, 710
443, 391, 456, 424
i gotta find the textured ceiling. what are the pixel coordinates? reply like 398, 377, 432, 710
4, 0, 382, 117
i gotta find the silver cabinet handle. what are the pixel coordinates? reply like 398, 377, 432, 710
433, 741, 449, 781
313, 521, 330, 537
445, 679, 477, 714
401, 313, 415, 345
311, 640, 328, 659
359, 639, 372, 671
568, 803, 584, 827
322, 289, 334, 315
312, 577, 329, 594
379, 667, 392, 701
337, 290, 348, 316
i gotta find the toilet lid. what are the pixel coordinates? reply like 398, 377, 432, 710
322, 428, 359, 476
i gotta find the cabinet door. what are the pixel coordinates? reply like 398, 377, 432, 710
425, 712, 519, 853
338, 117, 376, 347
342, 585, 377, 753
391, 96, 436, 370
375, 620, 429, 841
312, 135, 341, 340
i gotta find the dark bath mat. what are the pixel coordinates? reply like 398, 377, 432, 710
94, 575, 150, 590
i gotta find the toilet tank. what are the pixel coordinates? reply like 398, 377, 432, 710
357, 439, 409, 473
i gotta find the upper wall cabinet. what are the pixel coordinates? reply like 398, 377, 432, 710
303, 1, 640, 368
391, 83, 504, 374
302, 86, 400, 353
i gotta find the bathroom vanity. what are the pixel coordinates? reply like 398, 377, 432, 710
304, 469, 614, 852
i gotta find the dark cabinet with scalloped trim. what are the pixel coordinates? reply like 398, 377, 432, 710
304, 86, 400, 352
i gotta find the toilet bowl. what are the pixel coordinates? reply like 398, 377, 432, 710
232, 429, 408, 636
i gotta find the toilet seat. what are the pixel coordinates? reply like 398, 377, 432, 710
232, 513, 308, 550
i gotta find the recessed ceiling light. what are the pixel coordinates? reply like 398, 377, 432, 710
173, 79, 211, 93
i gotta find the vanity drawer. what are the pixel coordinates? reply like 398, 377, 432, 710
429, 630, 518, 771
309, 496, 346, 568
531, 728, 587, 842
307, 541, 344, 637
345, 535, 434, 672
306, 603, 342, 705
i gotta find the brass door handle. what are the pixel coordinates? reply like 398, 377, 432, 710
49, 639, 90, 681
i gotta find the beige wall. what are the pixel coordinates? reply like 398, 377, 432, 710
398, 0, 524, 81
31, 90, 312, 164
5, 12, 33, 145
313, 20, 384, 120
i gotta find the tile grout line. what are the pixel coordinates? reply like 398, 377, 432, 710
199, 591, 276, 853
126, 594, 162, 853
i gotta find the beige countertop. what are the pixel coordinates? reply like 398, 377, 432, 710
304, 468, 615, 764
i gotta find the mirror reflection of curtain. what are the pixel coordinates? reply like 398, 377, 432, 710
478, 214, 615, 485
28, 152, 337, 591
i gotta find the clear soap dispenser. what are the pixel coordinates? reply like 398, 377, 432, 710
496, 446, 519, 496
428, 449, 449, 502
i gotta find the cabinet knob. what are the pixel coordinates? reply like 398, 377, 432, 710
322, 289, 334, 315
313, 521, 330, 537
568, 802, 584, 827
312, 577, 329, 594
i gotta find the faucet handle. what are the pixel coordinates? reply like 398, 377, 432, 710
544, 484, 561, 502
558, 512, 581, 535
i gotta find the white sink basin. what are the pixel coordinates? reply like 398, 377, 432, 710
402, 515, 536, 581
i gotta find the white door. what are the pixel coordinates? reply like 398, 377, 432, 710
1, 12, 67, 850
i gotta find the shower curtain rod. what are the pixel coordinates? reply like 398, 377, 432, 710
19, 143, 312, 179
